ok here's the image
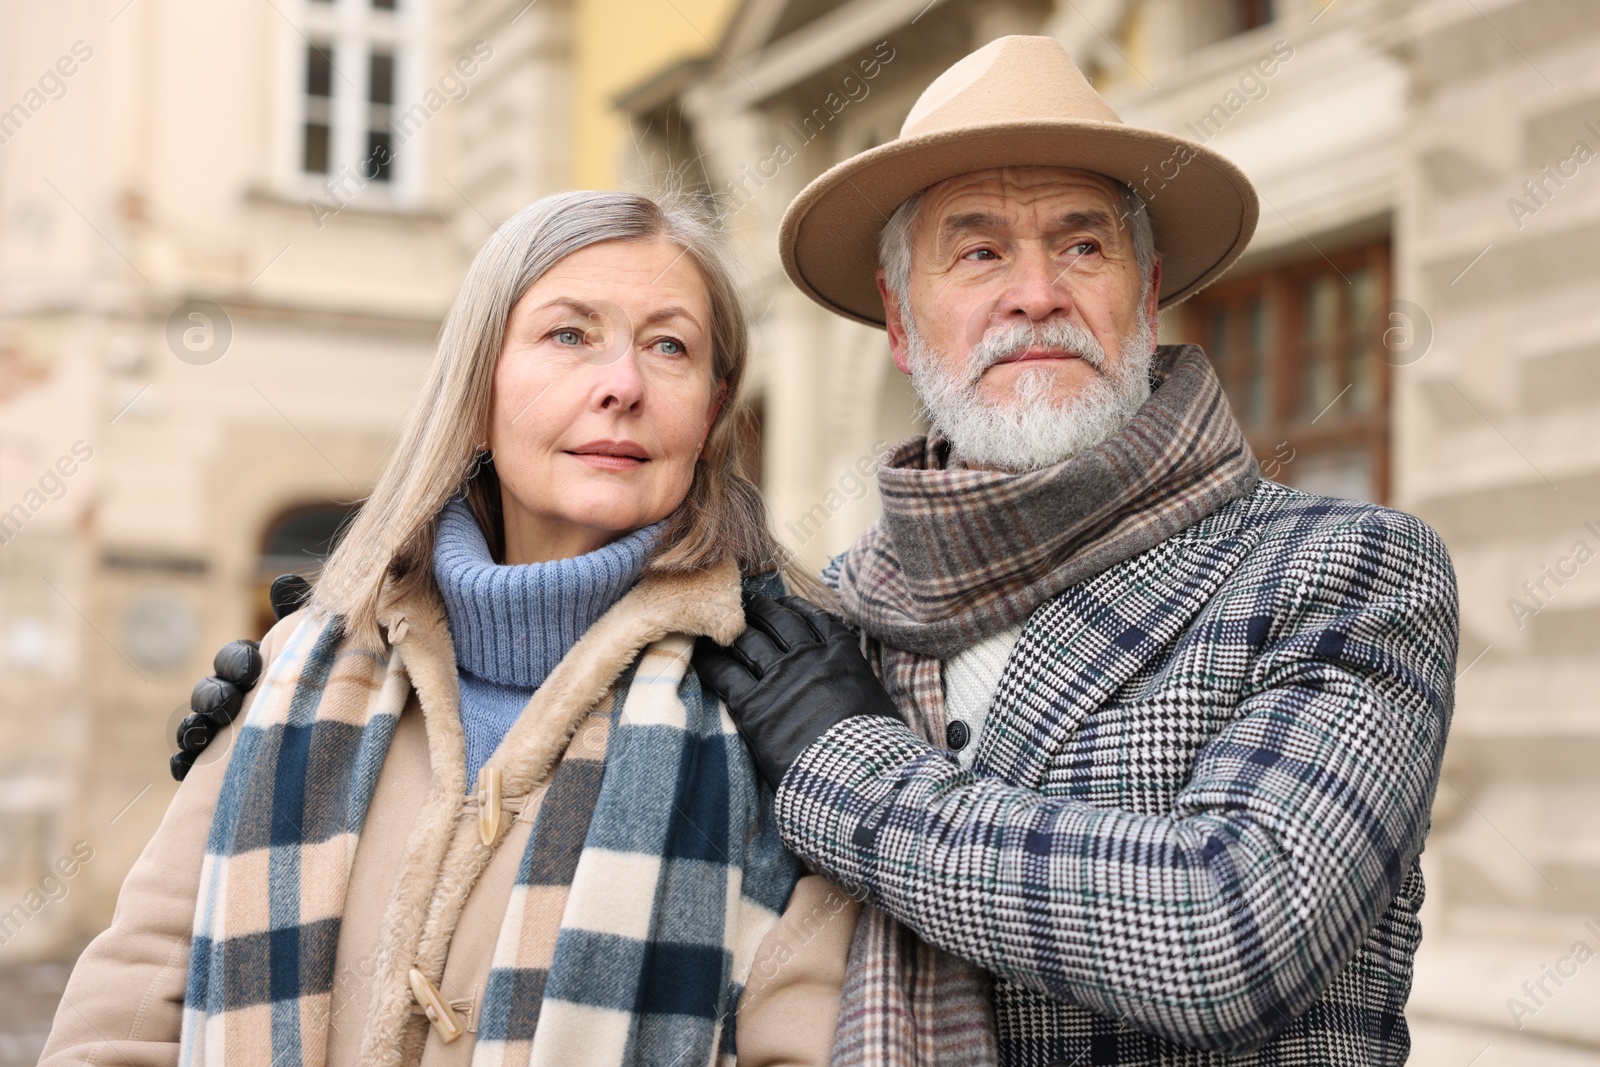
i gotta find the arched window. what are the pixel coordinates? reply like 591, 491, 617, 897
253, 502, 360, 635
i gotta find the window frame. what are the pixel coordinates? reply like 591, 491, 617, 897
272, 0, 427, 208
1179, 237, 1393, 503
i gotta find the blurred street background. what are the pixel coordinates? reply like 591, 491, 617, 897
2, 0, 1599, 1060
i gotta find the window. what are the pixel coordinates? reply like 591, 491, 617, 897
254, 503, 359, 636
284, 0, 418, 199
367, 49, 395, 182
302, 42, 335, 173
1229, 0, 1273, 34
1189, 0, 1274, 50
1179, 239, 1391, 503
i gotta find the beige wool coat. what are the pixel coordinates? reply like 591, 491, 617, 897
40, 557, 857, 1066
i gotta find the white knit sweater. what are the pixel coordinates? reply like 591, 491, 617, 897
940, 622, 1025, 769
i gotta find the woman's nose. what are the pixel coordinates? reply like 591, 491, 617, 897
594, 344, 647, 411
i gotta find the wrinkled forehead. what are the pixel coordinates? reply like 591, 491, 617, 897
915, 166, 1127, 236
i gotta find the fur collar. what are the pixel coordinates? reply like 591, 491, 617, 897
375, 557, 745, 796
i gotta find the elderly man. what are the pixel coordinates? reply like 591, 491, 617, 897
694, 36, 1459, 1066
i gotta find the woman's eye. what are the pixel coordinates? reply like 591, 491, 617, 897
552, 328, 584, 345
654, 337, 686, 356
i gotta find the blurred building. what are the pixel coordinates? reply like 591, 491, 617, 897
1, 0, 1598, 1061
0, 0, 733, 1054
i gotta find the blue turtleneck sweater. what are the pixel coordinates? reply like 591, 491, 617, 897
431, 497, 663, 790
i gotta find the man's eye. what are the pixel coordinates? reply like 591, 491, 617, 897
1065, 241, 1099, 257
962, 248, 999, 261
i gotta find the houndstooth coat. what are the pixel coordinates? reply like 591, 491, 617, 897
785, 480, 1459, 1066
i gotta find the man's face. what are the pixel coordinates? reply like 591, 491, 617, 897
877, 166, 1163, 471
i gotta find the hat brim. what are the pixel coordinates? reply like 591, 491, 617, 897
778, 120, 1259, 328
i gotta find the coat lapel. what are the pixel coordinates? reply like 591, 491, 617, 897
974, 498, 1262, 787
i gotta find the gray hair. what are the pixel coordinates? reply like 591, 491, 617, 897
877, 178, 1157, 316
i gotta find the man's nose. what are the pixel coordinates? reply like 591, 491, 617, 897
1000, 242, 1073, 323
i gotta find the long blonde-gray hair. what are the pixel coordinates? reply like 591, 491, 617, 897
313, 190, 813, 650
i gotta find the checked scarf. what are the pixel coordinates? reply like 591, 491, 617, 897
181, 606, 798, 1067
827, 345, 1259, 1064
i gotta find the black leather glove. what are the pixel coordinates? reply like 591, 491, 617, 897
167, 573, 308, 780
693, 594, 902, 792
170, 639, 262, 780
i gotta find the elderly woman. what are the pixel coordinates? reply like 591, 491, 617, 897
40, 191, 856, 1067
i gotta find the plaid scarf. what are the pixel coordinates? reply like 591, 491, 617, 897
828, 345, 1259, 1064
182, 601, 798, 1066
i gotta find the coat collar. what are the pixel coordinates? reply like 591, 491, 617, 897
374, 556, 745, 796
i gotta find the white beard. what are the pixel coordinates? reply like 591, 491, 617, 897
903, 310, 1157, 473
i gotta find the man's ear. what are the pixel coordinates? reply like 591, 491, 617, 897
877, 270, 912, 374
1144, 253, 1164, 327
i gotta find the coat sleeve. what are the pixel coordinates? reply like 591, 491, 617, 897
38, 618, 298, 1067
772, 510, 1459, 1054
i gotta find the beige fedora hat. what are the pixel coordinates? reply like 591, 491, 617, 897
778, 35, 1259, 328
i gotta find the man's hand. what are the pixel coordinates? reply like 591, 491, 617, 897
692, 594, 903, 792
166, 574, 306, 780
170, 639, 262, 780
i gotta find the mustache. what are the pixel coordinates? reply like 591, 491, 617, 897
965, 318, 1108, 385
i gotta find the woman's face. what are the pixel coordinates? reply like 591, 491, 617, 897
487, 237, 721, 564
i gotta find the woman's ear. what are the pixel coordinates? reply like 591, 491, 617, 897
701, 380, 728, 454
